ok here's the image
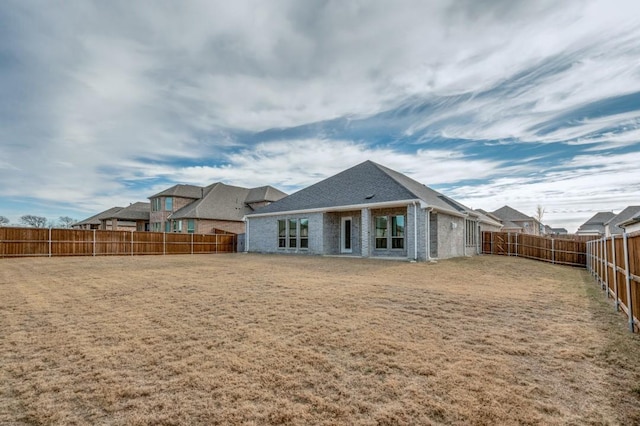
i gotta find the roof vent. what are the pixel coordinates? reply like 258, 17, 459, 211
365, 194, 375, 200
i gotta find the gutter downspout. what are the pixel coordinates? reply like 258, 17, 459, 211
413, 202, 418, 261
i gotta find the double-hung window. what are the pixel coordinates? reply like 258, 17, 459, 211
152, 198, 161, 211
173, 220, 182, 233
165, 197, 173, 211
187, 219, 195, 234
375, 215, 405, 250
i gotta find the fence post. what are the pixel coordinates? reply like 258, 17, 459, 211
48, 227, 52, 258
163, 232, 166, 256
191, 233, 194, 255
551, 239, 555, 264
622, 232, 634, 332
507, 232, 511, 256
93, 229, 96, 256
131, 231, 134, 256
515, 233, 518, 257
611, 236, 619, 311
215, 233, 219, 253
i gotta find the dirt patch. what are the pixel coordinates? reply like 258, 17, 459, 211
1, 254, 639, 425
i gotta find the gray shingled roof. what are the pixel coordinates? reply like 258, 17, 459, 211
110, 202, 151, 221
577, 211, 616, 234
491, 206, 533, 222
75, 206, 124, 226
149, 184, 204, 199
246, 186, 288, 204
248, 160, 480, 217
606, 206, 640, 234
168, 183, 283, 221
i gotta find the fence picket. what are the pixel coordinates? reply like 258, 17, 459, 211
0, 227, 236, 258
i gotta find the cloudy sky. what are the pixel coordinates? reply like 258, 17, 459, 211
1, 0, 639, 232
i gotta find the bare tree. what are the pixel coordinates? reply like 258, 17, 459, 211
20, 215, 48, 228
58, 216, 77, 229
0, 216, 9, 226
535, 205, 545, 223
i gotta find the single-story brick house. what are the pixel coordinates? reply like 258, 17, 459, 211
245, 160, 502, 261
73, 206, 126, 230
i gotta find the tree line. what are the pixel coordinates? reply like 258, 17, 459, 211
0, 215, 77, 228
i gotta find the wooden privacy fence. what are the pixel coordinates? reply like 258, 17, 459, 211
586, 233, 640, 333
0, 227, 236, 258
482, 231, 588, 267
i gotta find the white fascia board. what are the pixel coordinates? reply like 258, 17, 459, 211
245, 199, 423, 219
244, 199, 470, 220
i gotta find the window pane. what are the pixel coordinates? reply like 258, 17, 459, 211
375, 216, 387, 238
392, 215, 404, 237
289, 238, 297, 248
278, 220, 286, 237
164, 222, 170, 232
278, 238, 286, 248
392, 238, 404, 249
376, 238, 387, 249
300, 238, 308, 249
188, 219, 195, 233
165, 197, 173, 211
300, 219, 308, 237
289, 219, 297, 237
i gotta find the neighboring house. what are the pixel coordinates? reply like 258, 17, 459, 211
619, 213, 640, 234
490, 206, 543, 235
101, 202, 151, 231
149, 183, 287, 235
73, 206, 125, 230
576, 212, 616, 236
550, 227, 569, 236
604, 206, 640, 236
245, 160, 502, 261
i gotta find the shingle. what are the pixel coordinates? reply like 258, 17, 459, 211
249, 160, 477, 216
491, 206, 534, 222
606, 206, 640, 234
149, 184, 204, 199
111, 202, 150, 221
75, 206, 124, 226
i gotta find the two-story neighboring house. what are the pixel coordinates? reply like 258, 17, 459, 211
149, 183, 287, 235
490, 205, 543, 235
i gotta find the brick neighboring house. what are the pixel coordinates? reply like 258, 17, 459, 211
245, 160, 502, 261
490, 205, 543, 235
149, 183, 287, 235
73, 207, 125, 230
576, 211, 616, 237
101, 202, 150, 231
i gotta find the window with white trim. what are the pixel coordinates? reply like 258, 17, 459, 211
375, 215, 405, 249
277, 218, 309, 249
465, 219, 477, 246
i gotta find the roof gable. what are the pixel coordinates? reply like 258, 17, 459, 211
491, 206, 533, 222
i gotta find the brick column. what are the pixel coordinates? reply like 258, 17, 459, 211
361, 208, 370, 258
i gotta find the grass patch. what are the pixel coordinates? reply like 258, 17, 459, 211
1, 254, 640, 424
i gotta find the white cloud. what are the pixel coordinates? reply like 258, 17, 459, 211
450, 152, 640, 232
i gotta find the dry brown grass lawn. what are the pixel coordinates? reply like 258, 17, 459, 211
1, 254, 639, 425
